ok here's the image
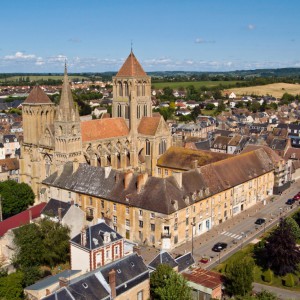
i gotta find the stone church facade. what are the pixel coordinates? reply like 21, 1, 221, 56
20, 51, 172, 198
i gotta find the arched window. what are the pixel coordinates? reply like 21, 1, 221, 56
118, 81, 123, 97
159, 140, 166, 155
117, 104, 122, 117
144, 105, 147, 117
137, 81, 141, 96
146, 140, 150, 156
124, 82, 129, 97
125, 105, 129, 119
137, 105, 141, 119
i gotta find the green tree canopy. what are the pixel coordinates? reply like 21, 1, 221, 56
150, 264, 192, 300
14, 218, 70, 269
261, 218, 300, 276
0, 271, 24, 300
0, 180, 35, 219
225, 257, 254, 297
285, 217, 300, 240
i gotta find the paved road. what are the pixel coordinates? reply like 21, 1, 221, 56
253, 282, 300, 300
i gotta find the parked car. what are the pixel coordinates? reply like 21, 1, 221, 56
199, 256, 210, 264
212, 242, 227, 252
255, 218, 266, 225
293, 193, 300, 200
286, 199, 295, 205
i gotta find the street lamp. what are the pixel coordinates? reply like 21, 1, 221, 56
191, 222, 195, 256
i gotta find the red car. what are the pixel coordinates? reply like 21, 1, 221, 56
293, 194, 300, 201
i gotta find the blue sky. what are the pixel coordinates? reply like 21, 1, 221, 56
1, 0, 300, 72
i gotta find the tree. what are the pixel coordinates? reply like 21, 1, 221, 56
14, 218, 70, 269
262, 218, 300, 276
284, 217, 300, 240
0, 271, 24, 300
0, 180, 35, 219
225, 257, 254, 297
150, 264, 192, 300
205, 103, 215, 110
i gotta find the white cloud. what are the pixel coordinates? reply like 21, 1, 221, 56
4, 51, 36, 60
247, 24, 255, 30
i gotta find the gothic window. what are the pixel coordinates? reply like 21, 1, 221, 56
137, 81, 141, 96
124, 82, 129, 97
159, 140, 166, 155
57, 126, 63, 136
117, 104, 122, 117
146, 140, 150, 156
118, 81, 123, 96
137, 105, 141, 119
144, 104, 147, 116
45, 156, 51, 177
125, 105, 129, 119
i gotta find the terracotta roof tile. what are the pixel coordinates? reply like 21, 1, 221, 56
0, 202, 46, 237
81, 118, 129, 142
138, 116, 161, 136
116, 51, 147, 77
23, 86, 52, 104
0, 158, 19, 171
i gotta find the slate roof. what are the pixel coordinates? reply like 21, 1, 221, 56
71, 221, 123, 250
41, 198, 71, 219
23, 85, 52, 104
194, 140, 212, 151
284, 147, 300, 160
116, 51, 147, 77
175, 252, 195, 272
25, 270, 81, 291
0, 202, 46, 237
81, 118, 129, 142
157, 146, 232, 170
241, 145, 282, 163
148, 251, 178, 270
138, 116, 161, 136
211, 136, 231, 150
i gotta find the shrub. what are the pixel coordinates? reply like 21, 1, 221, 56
262, 269, 273, 283
284, 273, 295, 287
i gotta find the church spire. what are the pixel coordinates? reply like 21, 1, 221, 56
56, 62, 80, 122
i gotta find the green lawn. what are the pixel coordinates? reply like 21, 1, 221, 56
213, 243, 300, 291
152, 80, 241, 90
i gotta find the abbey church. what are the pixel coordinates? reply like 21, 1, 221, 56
20, 51, 172, 197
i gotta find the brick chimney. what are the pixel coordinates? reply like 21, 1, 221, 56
58, 207, 62, 222
137, 173, 148, 193
173, 171, 182, 188
81, 227, 87, 246
133, 245, 141, 255
73, 159, 79, 173
192, 159, 198, 169
109, 269, 116, 298
59, 277, 68, 288
124, 171, 133, 189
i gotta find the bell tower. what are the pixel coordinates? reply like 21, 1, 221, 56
54, 63, 83, 167
112, 51, 152, 130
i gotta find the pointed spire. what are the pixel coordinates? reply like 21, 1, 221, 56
57, 63, 80, 122
23, 85, 52, 104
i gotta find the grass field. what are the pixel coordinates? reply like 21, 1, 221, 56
231, 82, 300, 98
0, 75, 89, 82
152, 80, 241, 90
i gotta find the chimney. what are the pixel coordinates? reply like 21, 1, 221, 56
137, 173, 148, 193
124, 171, 133, 189
173, 172, 182, 188
133, 245, 141, 255
81, 227, 87, 246
46, 289, 50, 296
58, 207, 62, 222
59, 277, 68, 288
109, 269, 116, 299
73, 159, 79, 173
192, 159, 198, 169
29, 209, 32, 223
104, 166, 112, 179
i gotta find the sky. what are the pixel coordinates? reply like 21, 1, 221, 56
1, 0, 300, 73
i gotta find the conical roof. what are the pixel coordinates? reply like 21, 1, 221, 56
23, 85, 52, 104
116, 51, 147, 77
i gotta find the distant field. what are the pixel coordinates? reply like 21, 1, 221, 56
0, 75, 89, 82
152, 80, 241, 90
232, 82, 300, 98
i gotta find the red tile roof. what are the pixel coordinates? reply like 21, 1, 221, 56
0, 202, 46, 237
116, 51, 147, 77
81, 118, 129, 142
183, 268, 223, 289
23, 86, 53, 104
138, 116, 161, 136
